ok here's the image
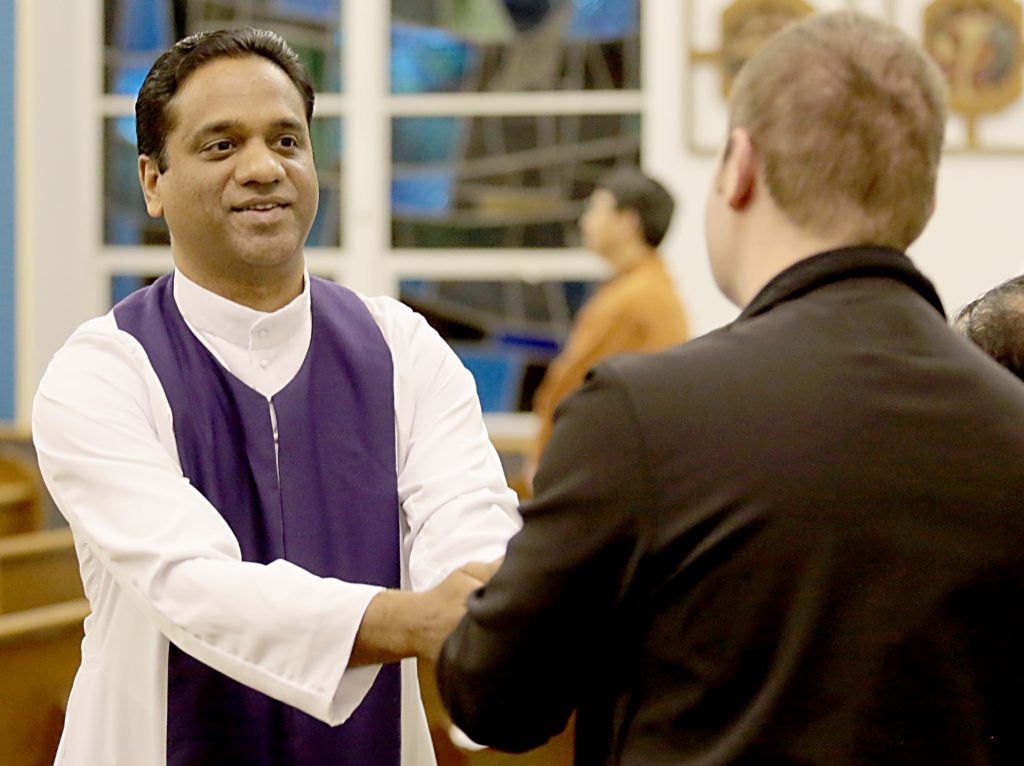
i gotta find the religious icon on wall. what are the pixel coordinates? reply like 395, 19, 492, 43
924, 0, 1023, 148
719, 0, 815, 96
687, 0, 1024, 154
688, 0, 820, 153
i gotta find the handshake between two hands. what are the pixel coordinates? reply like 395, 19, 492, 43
414, 557, 503, 662
351, 557, 504, 667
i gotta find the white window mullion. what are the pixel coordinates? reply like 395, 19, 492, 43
20, 0, 105, 421
382, 250, 609, 282
342, 0, 392, 297
388, 90, 643, 116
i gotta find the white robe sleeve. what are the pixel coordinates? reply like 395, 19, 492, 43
363, 297, 522, 593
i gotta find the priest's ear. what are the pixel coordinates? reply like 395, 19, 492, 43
138, 155, 164, 218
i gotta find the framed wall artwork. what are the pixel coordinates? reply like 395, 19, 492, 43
685, 0, 1024, 154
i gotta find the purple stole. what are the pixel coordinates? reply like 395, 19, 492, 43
114, 275, 402, 766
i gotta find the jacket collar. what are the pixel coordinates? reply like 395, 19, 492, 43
737, 245, 945, 322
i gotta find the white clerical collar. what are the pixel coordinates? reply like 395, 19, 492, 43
171, 269, 311, 352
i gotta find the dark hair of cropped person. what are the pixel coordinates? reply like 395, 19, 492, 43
135, 27, 316, 172
596, 167, 677, 248
954, 274, 1024, 382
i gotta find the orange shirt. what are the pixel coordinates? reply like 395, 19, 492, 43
530, 256, 688, 464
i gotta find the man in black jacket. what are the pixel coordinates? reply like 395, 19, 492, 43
436, 11, 1024, 765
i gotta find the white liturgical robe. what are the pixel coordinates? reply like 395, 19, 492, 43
33, 271, 520, 766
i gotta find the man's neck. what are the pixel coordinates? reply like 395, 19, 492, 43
603, 240, 659, 275
730, 223, 860, 308
175, 265, 305, 313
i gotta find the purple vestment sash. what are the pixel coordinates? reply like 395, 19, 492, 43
114, 274, 402, 766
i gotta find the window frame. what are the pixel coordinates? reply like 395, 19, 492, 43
18, 0, 683, 423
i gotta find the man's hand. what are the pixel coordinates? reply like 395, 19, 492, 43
350, 559, 503, 666
407, 563, 493, 661
457, 558, 503, 584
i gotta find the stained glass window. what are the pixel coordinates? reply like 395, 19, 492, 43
392, 113, 640, 247
104, 0, 343, 94
390, 0, 640, 92
400, 278, 596, 411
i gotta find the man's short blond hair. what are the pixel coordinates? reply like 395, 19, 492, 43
729, 11, 947, 249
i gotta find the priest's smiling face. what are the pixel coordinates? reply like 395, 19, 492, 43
138, 55, 319, 306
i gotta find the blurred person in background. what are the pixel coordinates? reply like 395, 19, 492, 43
527, 167, 688, 489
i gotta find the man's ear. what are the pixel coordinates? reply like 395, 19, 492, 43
621, 208, 644, 242
138, 155, 164, 218
723, 127, 757, 211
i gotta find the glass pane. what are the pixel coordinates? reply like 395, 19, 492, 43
392, 113, 640, 247
111, 274, 164, 305
400, 279, 596, 412
104, 0, 343, 94
390, 0, 640, 92
103, 116, 343, 248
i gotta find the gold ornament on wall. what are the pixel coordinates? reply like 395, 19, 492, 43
924, 0, 1024, 150
719, 0, 816, 95
687, 0, 1024, 154
687, 0, 816, 153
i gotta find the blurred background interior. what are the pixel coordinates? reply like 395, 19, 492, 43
3, 1, 1024, 764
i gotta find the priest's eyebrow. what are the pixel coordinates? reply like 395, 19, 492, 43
189, 117, 306, 143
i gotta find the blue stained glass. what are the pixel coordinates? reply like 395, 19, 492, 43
501, 0, 555, 33
115, 0, 171, 50
390, 22, 476, 94
114, 116, 135, 149
391, 173, 454, 216
107, 0, 343, 94
568, 0, 638, 40
399, 278, 597, 411
275, 0, 337, 18
111, 275, 147, 303
451, 345, 523, 412
111, 0, 173, 96
392, 116, 462, 163
391, 0, 639, 92
391, 115, 462, 216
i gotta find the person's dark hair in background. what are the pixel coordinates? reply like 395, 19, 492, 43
595, 166, 676, 248
955, 275, 1024, 381
135, 27, 315, 172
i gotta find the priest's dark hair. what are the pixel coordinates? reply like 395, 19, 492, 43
136, 27, 315, 172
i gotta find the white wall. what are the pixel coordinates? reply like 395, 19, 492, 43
915, 158, 1022, 314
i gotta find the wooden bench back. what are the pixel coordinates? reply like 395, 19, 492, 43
0, 598, 89, 766
0, 450, 43, 535
0, 529, 83, 614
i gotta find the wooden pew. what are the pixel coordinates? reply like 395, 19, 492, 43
0, 451, 43, 535
0, 598, 89, 766
0, 528, 85, 765
0, 528, 83, 614
0, 498, 571, 765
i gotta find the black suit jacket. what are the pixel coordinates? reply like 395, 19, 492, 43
438, 247, 1024, 765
